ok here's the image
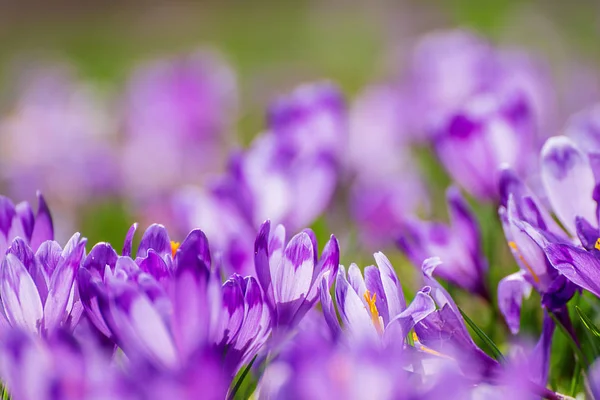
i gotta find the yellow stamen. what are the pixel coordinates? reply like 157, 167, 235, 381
595, 238, 600, 251
170, 241, 180, 258
508, 241, 540, 284
363, 290, 383, 334
412, 332, 454, 360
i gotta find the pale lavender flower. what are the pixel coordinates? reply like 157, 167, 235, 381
348, 85, 429, 246
0, 63, 117, 237
254, 220, 339, 330
0, 233, 86, 337
398, 186, 489, 300
321, 252, 435, 346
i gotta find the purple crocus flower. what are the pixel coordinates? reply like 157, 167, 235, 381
432, 89, 536, 200
216, 273, 271, 375
406, 29, 554, 144
496, 168, 576, 333
0, 192, 53, 257
498, 135, 600, 304
0, 233, 86, 337
473, 313, 557, 400
267, 81, 346, 162
173, 185, 256, 275
321, 252, 435, 345
0, 328, 135, 400
539, 135, 596, 236
121, 50, 237, 228
414, 258, 500, 381
127, 345, 228, 400
173, 82, 345, 275
80, 224, 270, 379
565, 103, 600, 177
0, 64, 117, 238
398, 186, 489, 300
347, 85, 429, 247
254, 220, 339, 331
259, 326, 472, 400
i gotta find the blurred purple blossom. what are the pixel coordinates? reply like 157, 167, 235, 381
398, 186, 489, 300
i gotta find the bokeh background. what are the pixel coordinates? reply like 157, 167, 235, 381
0, 0, 599, 244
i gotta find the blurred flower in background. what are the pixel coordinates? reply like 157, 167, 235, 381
0, 62, 117, 239
120, 49, 238, 227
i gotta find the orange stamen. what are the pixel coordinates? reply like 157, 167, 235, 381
508, 241, 540, 284
170, 241, 180, 258
363, 290, 383, 334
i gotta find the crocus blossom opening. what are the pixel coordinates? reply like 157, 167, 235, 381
363, 290, 384, 335
170, 241, 180, 257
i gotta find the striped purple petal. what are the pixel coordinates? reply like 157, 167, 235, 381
137, 224, 171, 259
42, 236, 86, 334
122, 223, 138, 257
273, 232, 314, 305
30, 192, 53, 251
0, 254, 43, 333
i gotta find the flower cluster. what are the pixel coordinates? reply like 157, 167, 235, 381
2, 27, 600, 400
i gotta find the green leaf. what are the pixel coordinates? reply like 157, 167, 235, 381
459, 307, 505, 362
576, 306, 600, 337
549, 311, 589, 368
574, 305, 600, 361
228, 355, 257, 400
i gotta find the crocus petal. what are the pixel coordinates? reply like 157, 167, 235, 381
590, 359, 600, 400
137, 224, 171, 259
0, 196, 16, 237
540, 136, 596, 235
273, 232, 314, 305
122, 223, 138, 257
320, 275, 341, 340
447, 186, 481, 258
545, 243, 600, 298
506, 197, 551, 288
286, 159, 338, 230
384, 287, 435, 344
174, 229, 211, 276
170, 254, 212, 359
114, 256, 139, 277
528, 312, 555, 386
374, 252, 405, 318
30, 192, 53, 251
43, 238, 86, 333
225, 276, 270, 374
8, 238, 48, 304
363, 266, 390, 325
110, 284, 178, 368
77, 268, 112, 337
335, 267, 378, 342
7, 238, 36, 273
498, 167, 561, 234
233, 277, 267, 351
254, 220, 273, 306
575, 216, 598, 250
0, 254, 43, 333
220, 277, 245, 344
139, 250, 170, 281
304, 235, 340, 304
497, 271, 532, 334
347, 264, 367, 303
7, 216, 26, 244
82, 243, 118, 280
422, 257, 460, 312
